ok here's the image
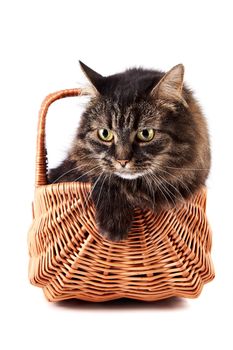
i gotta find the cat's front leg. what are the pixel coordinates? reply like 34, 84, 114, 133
91, 182, 133, 241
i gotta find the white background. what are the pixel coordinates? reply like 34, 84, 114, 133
0, 1, 232, 349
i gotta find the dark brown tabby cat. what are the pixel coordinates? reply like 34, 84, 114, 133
48, 61, 210, 241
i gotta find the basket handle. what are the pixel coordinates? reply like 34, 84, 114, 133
35, 88, 83, 186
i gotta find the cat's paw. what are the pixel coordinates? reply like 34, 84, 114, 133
94, 201, 133, 241
98, 225, 128, 242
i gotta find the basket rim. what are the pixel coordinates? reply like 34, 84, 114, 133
35, 181, 207, 193
33, 182, 207, 221
36, 180, 92, 189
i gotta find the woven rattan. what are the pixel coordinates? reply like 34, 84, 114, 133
28, 88, 214, 302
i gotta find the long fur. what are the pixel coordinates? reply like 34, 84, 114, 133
48, 63, 210, 241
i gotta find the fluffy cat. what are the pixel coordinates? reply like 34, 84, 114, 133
48, 61, 210, 241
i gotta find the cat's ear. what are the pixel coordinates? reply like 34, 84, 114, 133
79, 61, 103, 95
151, 64, 187, 105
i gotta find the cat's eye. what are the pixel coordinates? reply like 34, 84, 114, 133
136, 128, 155, 142
98, 128, 114, 142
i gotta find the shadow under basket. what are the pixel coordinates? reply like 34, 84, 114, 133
28, 88, 215, 302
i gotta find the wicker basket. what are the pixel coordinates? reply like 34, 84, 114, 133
28, 88, 215, 302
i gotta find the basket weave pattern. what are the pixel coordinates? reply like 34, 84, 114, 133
28, 89, 214, 302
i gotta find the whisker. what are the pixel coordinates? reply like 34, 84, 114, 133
148, 172, 176, 207
95, 174, 107, 210
151, 158, 209, 171
152, 169, 183, 196
155, 172, 184, 205
163, 164, 209, 171
84, 173, 103, 209
144, 175, 155, 210
147, 173, 171, 208
72, 165, 102, 182
107, 173, 112, 202
152, 163, 192, 196
51, 165, 84, 183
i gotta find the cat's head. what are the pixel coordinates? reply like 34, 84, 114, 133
72, 62, 208, 184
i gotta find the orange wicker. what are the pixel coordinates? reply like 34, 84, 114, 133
28, 88, 215, 302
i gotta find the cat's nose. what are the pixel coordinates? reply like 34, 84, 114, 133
116, 159, 129, 167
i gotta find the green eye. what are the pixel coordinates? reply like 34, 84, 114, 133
136, 128, 155, 142
98, 128, 114, 142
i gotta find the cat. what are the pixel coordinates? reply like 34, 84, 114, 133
48, 61, 211, 241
